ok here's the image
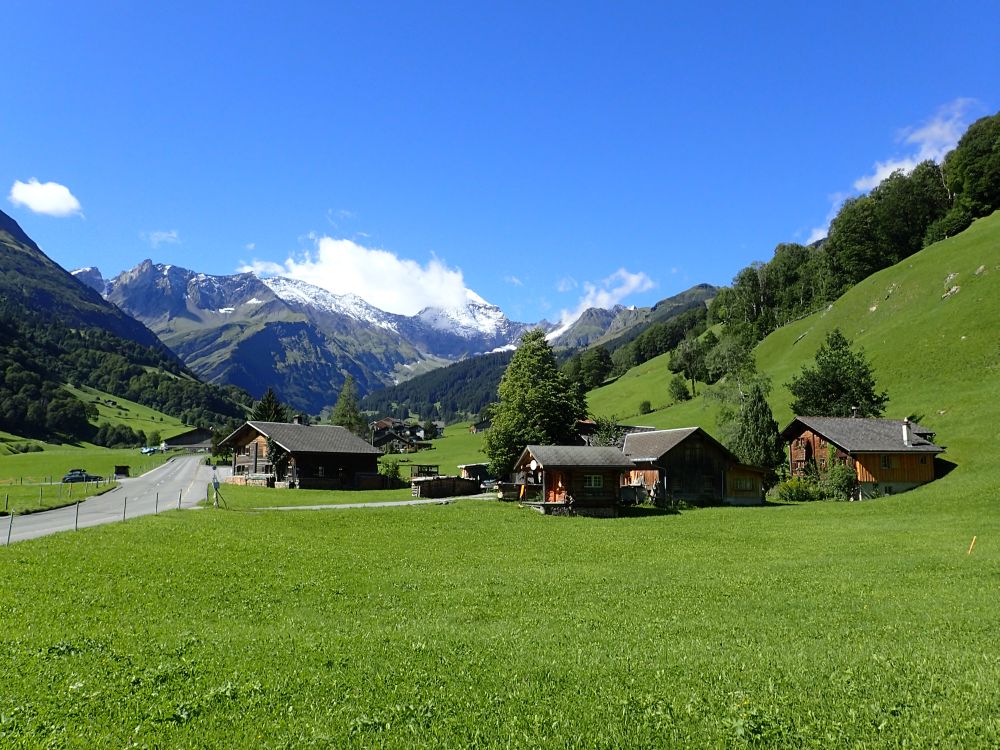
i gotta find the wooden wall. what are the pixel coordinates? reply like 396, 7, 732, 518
544, 468, 622, 506
853, 453, 935, 484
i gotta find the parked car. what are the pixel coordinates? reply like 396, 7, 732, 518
480, 479, 498, 491
62, 469, 101, 483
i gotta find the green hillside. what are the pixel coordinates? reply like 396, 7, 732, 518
590, 211, 1000, 480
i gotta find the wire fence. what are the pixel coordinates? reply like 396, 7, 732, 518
2, 480, 206, 546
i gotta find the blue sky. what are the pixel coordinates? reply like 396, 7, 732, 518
4, 2, 998, 326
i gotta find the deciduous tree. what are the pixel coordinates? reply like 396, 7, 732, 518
483, 330, 587, 476
786, 329, 887, 417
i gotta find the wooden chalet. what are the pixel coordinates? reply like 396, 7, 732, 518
781, 416, 944, 497
457, 462, 490, 481
163, 427, 213, 451
513, 445, 636, 516
219, 421, 382, 490
622, 427, 765, 505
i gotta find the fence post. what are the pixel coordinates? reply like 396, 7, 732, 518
178, 490, 182, 510
5, 513, 11, 546
123, 496, 127, 522
4, 494, 7, 512
75, 501, 80, 531
155, 492, 159, 514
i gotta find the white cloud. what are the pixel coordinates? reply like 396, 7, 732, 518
504, 275, 524, 287
142, 230, 180, 248
808, 99, 980, 241
244, 242, 256, 251
853, 98, 977, 192
805, 191, 850, 244
547, 268, 655, 340
556, 276, 578, 293
8, 178, 82, 217
240, 236, 470, 315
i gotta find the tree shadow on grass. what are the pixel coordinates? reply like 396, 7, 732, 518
616, 505, 678, 518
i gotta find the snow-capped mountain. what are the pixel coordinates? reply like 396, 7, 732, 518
415, 290, 511, 338
260, 276, 398, 332
87, 260, 542, 412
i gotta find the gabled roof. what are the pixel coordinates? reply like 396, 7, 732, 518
220, 421, 382, 455
372, 429, 416, 446
518, 445, 635, 469
621, 427, 701, 461
780, 417, 944, 454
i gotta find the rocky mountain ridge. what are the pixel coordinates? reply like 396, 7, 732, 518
76, 261, 546, 412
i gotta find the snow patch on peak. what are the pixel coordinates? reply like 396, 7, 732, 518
261, 276, 397, 331
416, 291, 510, 338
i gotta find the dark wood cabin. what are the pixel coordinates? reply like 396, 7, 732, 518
622, 427, 765, 505
781, 416, 943, 497
163, 427, 214, 451
513, 445, 636, 516
219, 421, 382, 490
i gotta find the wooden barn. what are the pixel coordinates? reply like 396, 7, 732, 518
513, 445, 636, 516
781, 416, 944, 497
219, 421, 382, 490
622, 427, 765, 505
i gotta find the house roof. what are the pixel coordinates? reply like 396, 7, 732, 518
518, 445, 635, 469
372, 429, 416, 446
220, 421, 382, 455
780, 417, 944, 454
621, 427, 701, 461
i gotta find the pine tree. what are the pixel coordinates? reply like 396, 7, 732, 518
250, 387, 288, 423
331, 375, 366, 437
787, 329, 888, 417
483, 330, 587, 476
730, 381, 785, 490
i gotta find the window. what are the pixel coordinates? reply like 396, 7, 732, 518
317, 466, 325, 477
734, 477, 755, 492
919, 456, 927, 465
583, 474, 603, 489
880, 455, 892, 470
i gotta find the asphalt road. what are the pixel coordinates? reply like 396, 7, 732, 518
3, 455, 226, 545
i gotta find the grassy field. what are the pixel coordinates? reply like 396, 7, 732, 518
384, 421, 487, 477
0, 479, 117, 515
215, 484, 418, 510
0, 448, 174, 487
1, 480, 997, 747
63, 384, 191, 439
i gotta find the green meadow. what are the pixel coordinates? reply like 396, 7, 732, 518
1, 216, 999, 746
1, 483, 997, 747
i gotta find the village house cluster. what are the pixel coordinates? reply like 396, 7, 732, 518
218, 413, 943, 512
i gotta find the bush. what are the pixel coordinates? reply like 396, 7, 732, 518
668, 374, 691, 403
638, 400, 652, 415
378, 458, 401, 482
821, 460, 858, 500
774, 478, 823, 503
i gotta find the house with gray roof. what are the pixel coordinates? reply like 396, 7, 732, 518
219, 420, 382, 490
781, 416, 944, 496
513, 445, 636, 515
622, 427, 765, 505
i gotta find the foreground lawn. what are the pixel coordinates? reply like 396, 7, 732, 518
215, 484, 417, 509
1, 480, 997, 747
